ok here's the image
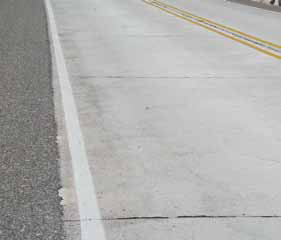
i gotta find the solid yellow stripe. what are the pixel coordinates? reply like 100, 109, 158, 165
144, 0, 281, 59
152, 0, 281, 49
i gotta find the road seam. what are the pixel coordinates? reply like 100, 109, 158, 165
44, 0, 106, 239
63, 215, 281, 222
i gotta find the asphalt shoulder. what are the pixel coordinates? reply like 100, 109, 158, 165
0, 0, 64, 239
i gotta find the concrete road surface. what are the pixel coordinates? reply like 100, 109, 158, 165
2, 0, 281, 239
48, 0, 281, 239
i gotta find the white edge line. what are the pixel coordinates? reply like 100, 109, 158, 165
44, 0, 106, 239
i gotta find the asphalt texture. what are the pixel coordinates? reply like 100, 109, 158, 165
0, 0, 64, 239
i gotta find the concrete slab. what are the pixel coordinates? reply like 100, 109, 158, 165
73, 75, 281, 218
103, 218, 281, 240
50, 0, 281, 239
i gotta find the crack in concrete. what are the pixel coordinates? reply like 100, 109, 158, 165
64, 215, 281, 222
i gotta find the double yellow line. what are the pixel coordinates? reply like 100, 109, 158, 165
143, 0, 281, 59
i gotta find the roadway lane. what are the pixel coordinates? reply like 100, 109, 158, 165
49, 0, 281, 239
0, 0, 64, 239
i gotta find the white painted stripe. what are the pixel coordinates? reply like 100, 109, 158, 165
44, 0, 106, 239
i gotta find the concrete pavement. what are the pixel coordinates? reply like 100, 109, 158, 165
48, 0, 281, 239
1, 0, 281, 239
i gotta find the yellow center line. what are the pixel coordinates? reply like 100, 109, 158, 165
143, 0, 281, 59
153, 0, 281, 49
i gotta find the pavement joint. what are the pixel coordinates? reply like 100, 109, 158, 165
76, 75, 281, 80
63, 215, 281, 223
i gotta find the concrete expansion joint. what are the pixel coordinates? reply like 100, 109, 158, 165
64, 215, 281, 223
77, 75, 281, 79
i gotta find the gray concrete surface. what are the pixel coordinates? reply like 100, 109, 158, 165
0, 0, 64, 239
49, 0, 281, 239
